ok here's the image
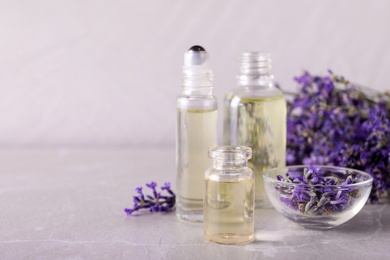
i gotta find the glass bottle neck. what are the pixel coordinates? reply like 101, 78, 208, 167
182, 68, 213, 96
239, 75, 274, 88
209, 146, 252, 170
238, 52, 274, 87
212, 159, 248, 170
182, 85, 213, 96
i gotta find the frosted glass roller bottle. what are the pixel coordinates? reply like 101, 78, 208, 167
176, 45, 218, 222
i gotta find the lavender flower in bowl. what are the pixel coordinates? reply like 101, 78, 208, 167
263, 165, 373, 229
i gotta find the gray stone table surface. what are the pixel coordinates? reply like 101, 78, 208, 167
0, 148, 389, 260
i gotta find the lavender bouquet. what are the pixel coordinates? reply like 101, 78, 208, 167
124, 182, 175, 216
286, 71, 390, 203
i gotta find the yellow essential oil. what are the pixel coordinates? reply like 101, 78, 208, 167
204, 146, 254, 244
223, 52, 286, 208
224, 95, 286, 207
176, 45, 218, 222
176, 109, 217, 220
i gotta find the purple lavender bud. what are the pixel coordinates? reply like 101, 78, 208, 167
151, 204, 160, 212
146, 182, 157, 190
124, 208, 134, 216
135, 187, 143, 195
160, 205, 169, 212
161, 182, 171, 190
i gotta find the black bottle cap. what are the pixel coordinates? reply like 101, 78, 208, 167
189, 45, 206, 52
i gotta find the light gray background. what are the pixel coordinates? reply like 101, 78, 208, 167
1, 0, 389, 146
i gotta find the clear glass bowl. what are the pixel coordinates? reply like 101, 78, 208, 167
263, 165, 373, 229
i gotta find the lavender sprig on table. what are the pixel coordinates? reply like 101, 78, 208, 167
286, 71, 390, 202
124, 182, 175, 216
277, 166, 360, 215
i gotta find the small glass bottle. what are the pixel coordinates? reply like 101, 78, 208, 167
204, 146, 254, 245
223, 52, 286, 208
176, 45, 218, 222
